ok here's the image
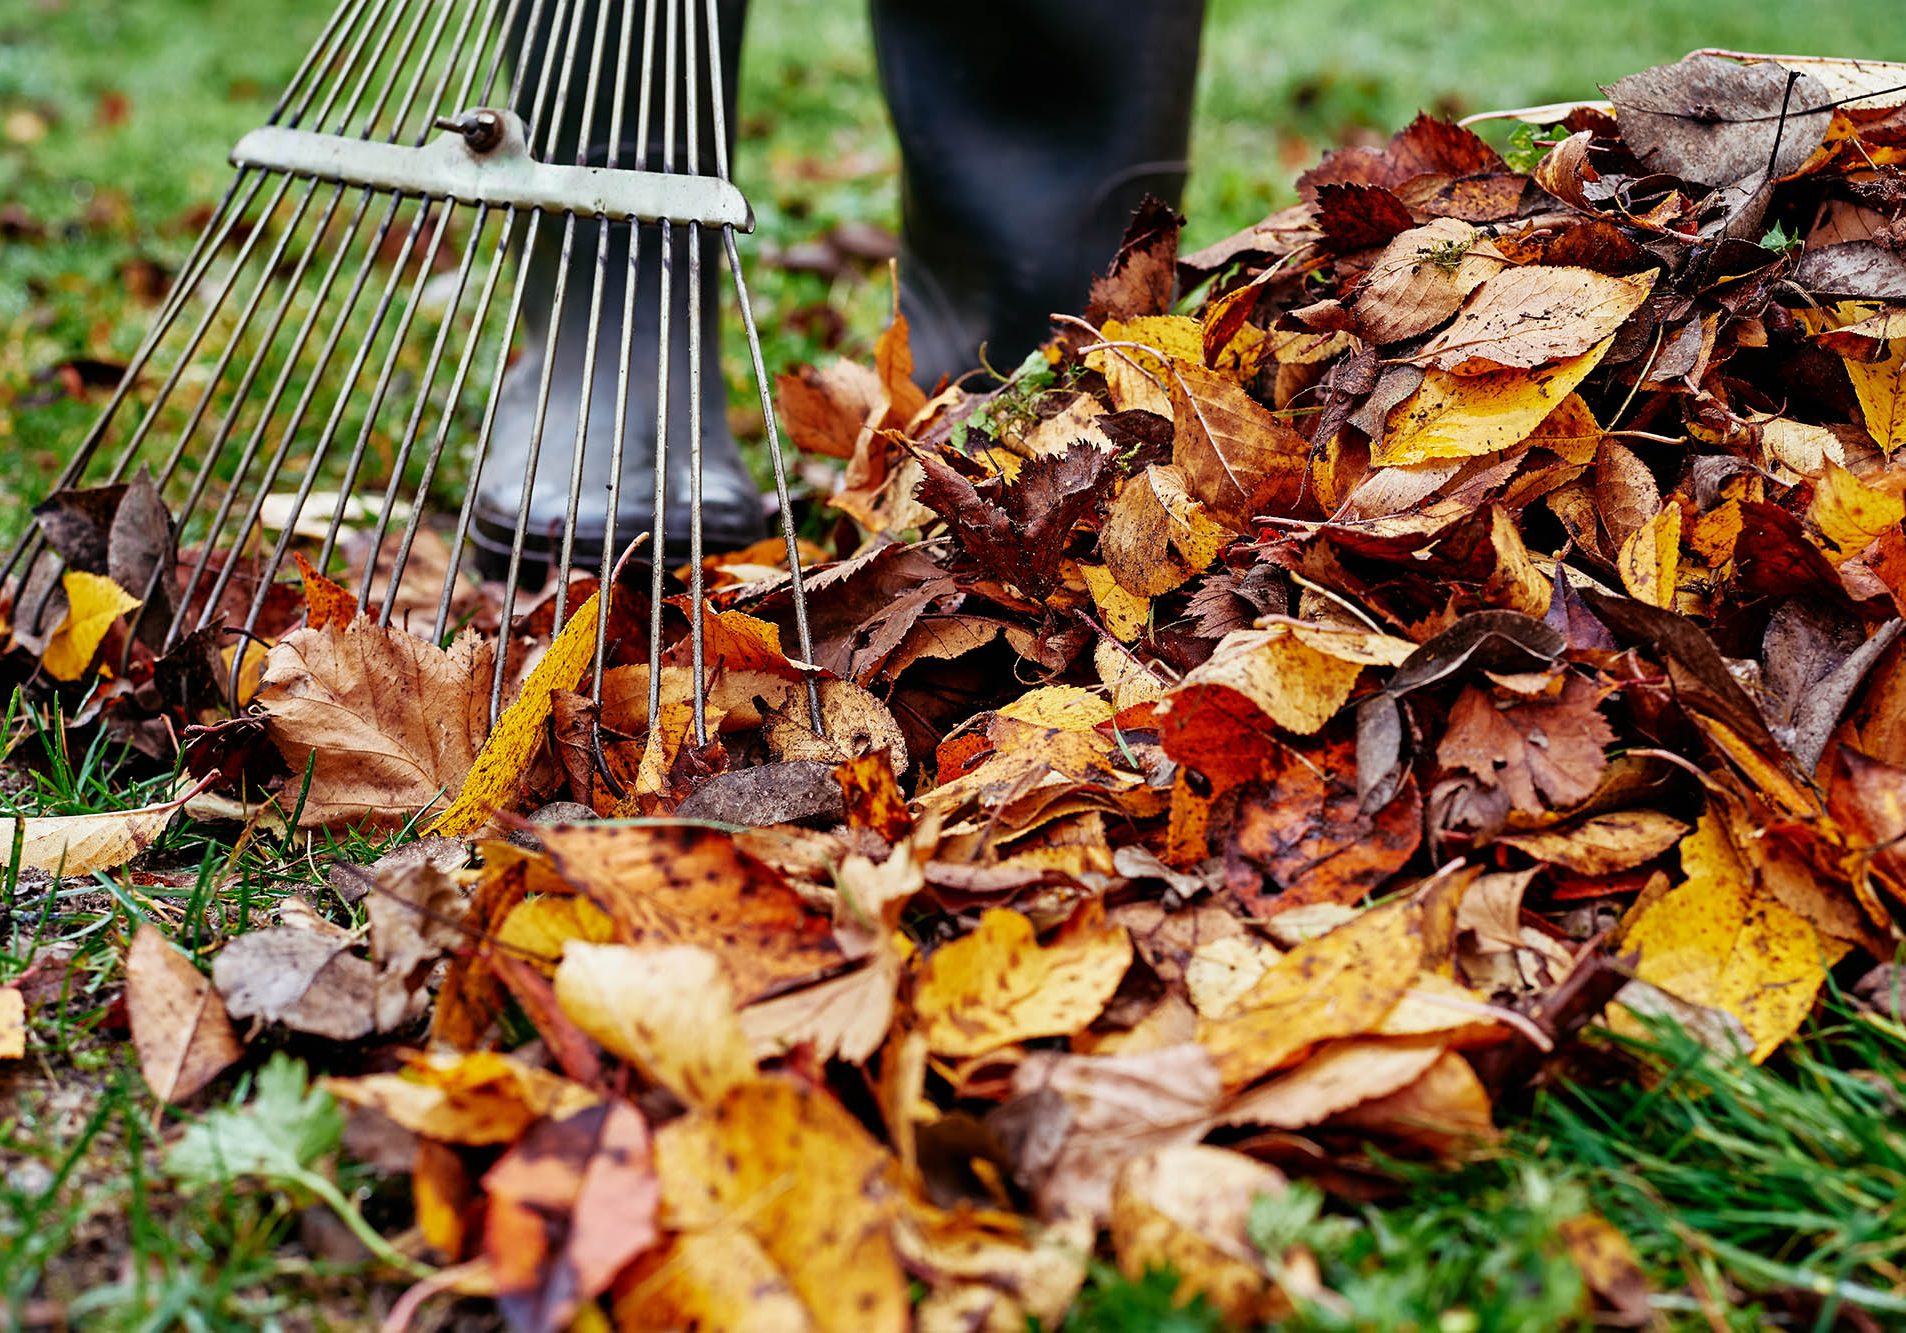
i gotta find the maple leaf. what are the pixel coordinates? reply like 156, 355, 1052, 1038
914, 440, 1112, 598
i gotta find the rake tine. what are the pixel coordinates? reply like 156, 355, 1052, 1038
489, 0, 590, 724
548, 0, 628, 635
684, 0, 708, 745
594, 0, 664, 706
702, 0, 823, 732
646, 0, 684, 738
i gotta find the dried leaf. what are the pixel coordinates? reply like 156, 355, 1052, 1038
127, 924, 241, 1103
41, 570, 140, 681
1169, 359, 1309, 528
1111, 1146, 1296, 1326
554, 942, 755, 1108
11, 784, 190, 875
256, 621, 493, 828
1376, 337, 1615, 465
1416, 267, 1654, 373
913, 905, 1132, 1057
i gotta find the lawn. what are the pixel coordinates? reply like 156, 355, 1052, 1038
6, 0, 1906, 1328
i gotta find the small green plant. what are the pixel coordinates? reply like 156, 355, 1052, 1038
1504, 121, 1568, 173
1760, 220, 1805, 258
167, 1054, 432, 1279
1417, 235, 1475, 273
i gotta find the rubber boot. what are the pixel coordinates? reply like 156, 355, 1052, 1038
871, 0, 1206, 387
473, 0, 759, 580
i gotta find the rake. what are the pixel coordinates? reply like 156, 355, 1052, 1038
4, 0, 823, 749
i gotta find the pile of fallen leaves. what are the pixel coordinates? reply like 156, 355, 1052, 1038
9, 49, 1906, 1329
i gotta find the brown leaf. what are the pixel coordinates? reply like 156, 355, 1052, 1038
915, 441, 1113, 598
256, 620, 493, 828
1437, 676, 1614, 814
775, 360, 884, 459
1169, 359, 1309, 528
1414, 266, 1656, 373
1607, 55, 1832, 187
1087, 194, 1181, 324
126, 924, 241, 1103
484, 1102, 661, 1333
1006, 1043, 1222, 1224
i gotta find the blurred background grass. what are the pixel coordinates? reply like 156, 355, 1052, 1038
2, 0, 1903, 537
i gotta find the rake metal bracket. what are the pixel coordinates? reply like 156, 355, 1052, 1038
230, 107, 754, 229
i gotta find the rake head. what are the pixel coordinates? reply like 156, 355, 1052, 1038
4, 0, 822, 749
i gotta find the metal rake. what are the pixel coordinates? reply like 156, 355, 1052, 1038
5, 0, 822, 747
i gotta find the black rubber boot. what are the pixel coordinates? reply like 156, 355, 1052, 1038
473, 0, 760, 580
871, 0, 1206, 387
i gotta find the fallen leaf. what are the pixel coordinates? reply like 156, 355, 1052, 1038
0, 988, 23, 1059
1220, 1036, 1447, 1128
1376, 337, 1615, 465
322, 1051, 599, 1145
1006, 1043, 1222, 1223
1620, 808, 1834, 1060
651, 1077, 907, 1333
41, 570, 140, 681
1346, 218, 1509, 344
1808, 461, 1904, 563
484, 1101, 660, 1333
11, 784, 192, 875
430, 590, 600, 837
537, 823, 843, 1004
1616, 503, 1682, 607
126, 923, 241, 1102
913, 904, 1132, 1057
1111, 1146, 1297, 1326
256, 620, 493, 828
1607, 54, 1832, 187
1437, 677, 1614, 814
1415, 267, 1655, 374
554, 942, 754, 1108
1170, 358, 1310, 528
1498, 809, 1688, 874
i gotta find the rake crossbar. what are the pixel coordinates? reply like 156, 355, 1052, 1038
231, 112, 755, 228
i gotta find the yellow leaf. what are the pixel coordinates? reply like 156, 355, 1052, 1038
555, 942, 755, 1109
1220, 1036, 1448, 1129
1087, 316, 1203, 415
1100, 464, 1228, 597
913, 905, 1132, 1057
11, 784, 191, 875
1375, 336, 1614, 465
652, 1077, 907, 1333
1080, 564, 1150, 642
1196, 881, 1463, 1089
322, 1050, 599, 1145
429, 589, 601, 836
1818, 301, 1906, 453
1617, 503, 1682, 607
41, 571, 141, 681
1164, 620, 1414, 737
0, 987, 22, 1059
1620, 810, 1833, 1061
996, 684, 1115, 731
494, 894, 617, 972
1808, 461, 1904, 564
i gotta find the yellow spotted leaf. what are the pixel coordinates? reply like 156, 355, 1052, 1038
1617, 503, 1681, 607
1819, 301, 1906, 453
1375, 336, 1614, 465
1081, 564, 1150, 642
429, 589, 601, 836
996, 684, 1115, 731
913, 905, 1132, 1057
1808, 461, 1904, 563
653, 1077, 906, 1333
42, 571, 141, 681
